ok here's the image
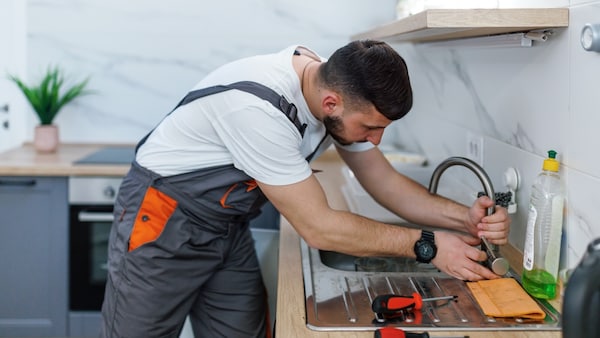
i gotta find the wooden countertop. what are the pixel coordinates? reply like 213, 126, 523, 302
0, 143, 132, 176
275, 150, 562, 338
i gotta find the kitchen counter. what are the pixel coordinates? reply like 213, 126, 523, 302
275, 150, 562, 338
0, 144, 563, 337
0, 143, 132, 176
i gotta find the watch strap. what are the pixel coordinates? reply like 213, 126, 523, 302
421, 230, 435, 243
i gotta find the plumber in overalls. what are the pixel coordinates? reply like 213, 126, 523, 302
100, 40, 511, 338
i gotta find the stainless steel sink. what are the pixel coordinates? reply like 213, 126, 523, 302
320, 250, 439, 273
301, 239, 561, 332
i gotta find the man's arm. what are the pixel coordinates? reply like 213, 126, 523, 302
337, 146, 510, 244
258, 174, 419, 257
257, 169, 500, 281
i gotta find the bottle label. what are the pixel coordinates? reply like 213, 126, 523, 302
544, 195, 565, 278
523, 204, 537, 271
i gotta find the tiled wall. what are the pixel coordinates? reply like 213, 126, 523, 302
387, 1, 600, 271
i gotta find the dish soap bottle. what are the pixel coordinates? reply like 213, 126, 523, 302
522, 150, 565, 299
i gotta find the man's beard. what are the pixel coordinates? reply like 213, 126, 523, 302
323, 115, 352, 146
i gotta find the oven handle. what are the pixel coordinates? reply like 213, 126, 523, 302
78, 211, 115, 222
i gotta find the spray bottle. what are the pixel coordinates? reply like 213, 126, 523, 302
522, 150, 565, 299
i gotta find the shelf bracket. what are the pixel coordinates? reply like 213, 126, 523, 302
421, 29, 555, 49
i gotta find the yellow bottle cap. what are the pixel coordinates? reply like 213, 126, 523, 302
543, 150, 560, 172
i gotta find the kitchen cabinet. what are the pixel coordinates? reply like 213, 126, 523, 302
0, 176, 68, 336
351, 8, 569, 43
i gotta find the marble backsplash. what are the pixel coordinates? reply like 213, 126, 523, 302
26, 0, 396, 143
24, 0, 600, 273
387, 1, 600, 271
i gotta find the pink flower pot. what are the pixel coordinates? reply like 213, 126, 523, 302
34, 124, 59, 153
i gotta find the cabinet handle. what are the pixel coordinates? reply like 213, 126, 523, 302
78, 211, 114, 222
0, 179, 37, 187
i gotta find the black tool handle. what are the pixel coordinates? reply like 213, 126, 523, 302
372, 294, 417, 314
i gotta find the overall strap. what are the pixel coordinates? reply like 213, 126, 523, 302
136, 81, 307, 151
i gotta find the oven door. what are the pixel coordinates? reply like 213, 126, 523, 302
69, 204, 113, 311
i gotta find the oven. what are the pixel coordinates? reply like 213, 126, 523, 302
68, 177, 122, 312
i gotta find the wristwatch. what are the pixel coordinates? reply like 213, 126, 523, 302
414, 230, 437, 263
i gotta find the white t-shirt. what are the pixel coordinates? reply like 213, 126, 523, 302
136, 45, 373, 186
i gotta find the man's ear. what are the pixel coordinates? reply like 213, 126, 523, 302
321, 90, 342, 116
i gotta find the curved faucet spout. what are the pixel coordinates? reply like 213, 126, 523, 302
428, 157, 509, 276
428, 157, 495, 216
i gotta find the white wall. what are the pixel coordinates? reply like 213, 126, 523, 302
0, 0, 27, 152
387, 1, 600, 272
21, 0, 396, 145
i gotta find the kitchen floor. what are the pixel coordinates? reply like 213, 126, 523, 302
180, 318, 193, 338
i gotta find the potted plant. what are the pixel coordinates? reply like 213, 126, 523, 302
9, 66, 92, 153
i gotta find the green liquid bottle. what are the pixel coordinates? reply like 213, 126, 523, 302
522, 150, 565, 300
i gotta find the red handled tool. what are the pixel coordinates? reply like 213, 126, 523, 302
374, 327, 469, 338
372, 292, 457, 314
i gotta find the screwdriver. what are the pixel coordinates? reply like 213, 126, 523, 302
372, 292, 457, 314
374, 327, 469, 338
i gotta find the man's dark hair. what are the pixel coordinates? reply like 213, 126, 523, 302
318, 40, 413, 120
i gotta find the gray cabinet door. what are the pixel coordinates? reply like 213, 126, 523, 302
0, 176, 68, 336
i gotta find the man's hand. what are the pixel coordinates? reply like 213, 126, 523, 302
465, 196, 510, 245
431, 231, 500, 281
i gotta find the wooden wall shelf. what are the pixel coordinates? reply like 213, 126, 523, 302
351, 8, 569, 43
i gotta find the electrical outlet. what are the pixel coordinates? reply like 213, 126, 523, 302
466, 132, 484, 166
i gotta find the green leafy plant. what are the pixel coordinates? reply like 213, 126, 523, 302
9, 66, 92, 125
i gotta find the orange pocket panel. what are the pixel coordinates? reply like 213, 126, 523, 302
128, 186, 178, 252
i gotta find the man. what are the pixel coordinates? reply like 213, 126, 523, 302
100, 40, 510, 338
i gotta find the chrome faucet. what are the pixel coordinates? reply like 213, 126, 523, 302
428, 157, 509, 276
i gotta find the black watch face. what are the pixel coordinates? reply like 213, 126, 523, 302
418, 241, 434, 259
416, 240, 436, 263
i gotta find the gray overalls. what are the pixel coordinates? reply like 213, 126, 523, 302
100, 82, 313, 338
